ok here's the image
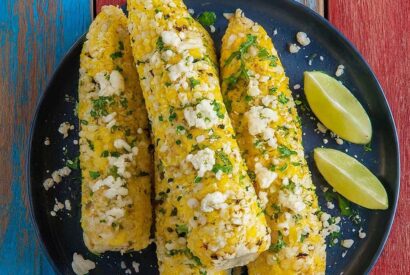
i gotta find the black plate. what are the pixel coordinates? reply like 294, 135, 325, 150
28, 0, 400, 274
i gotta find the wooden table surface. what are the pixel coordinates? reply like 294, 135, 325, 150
0, 0, 408, 274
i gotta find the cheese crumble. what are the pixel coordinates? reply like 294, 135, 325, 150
71, 253, 95, 275
186, 148, 215, 177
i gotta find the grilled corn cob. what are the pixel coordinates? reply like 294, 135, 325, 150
220, 10, 326, 274
78, 6, 153, 253
127, 0, 271, 272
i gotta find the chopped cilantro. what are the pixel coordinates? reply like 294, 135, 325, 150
176, 125, 185, 134
337, 194, 352, 216
66, 157, 79, 170
224, 34, 257, 66
90, 96, 114, 118
156, 37, 164, 51
189, 77, 200, 88
269, 87, 277, 94
294, 99, 302, 105
89, 171, 100, 179
86, 139, 94, 151
176, 139, 181, 145
212, 151, 233, 174
258, 48, 278, 66
80, 119, 88, 125
120, 97, 128, 108
197, 11, 216, 27
176, 224, 188, 237
211, 100, 224, 119
109, 166, 119, 178
269, 232, 285, 252
247, 170, 256, 181
118, 41, 124, 51
110, 151, 120, 157
282, 180, 296, 192
278, 93, 289, 104
278, 163, 288, 172
110, 51, 123, 59
168, 108, 177, 122
300, 233, 309, 243
194, 176, 202, 183
328, 231, 340, 247
364, 143, 372, 152
278, 145, 297, 157
245, 95, 253, 102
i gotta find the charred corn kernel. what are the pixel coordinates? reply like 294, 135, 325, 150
220, 10, 326, 275
78, 6, 153, 253
127, 0, 271, 272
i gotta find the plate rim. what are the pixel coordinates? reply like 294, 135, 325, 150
26, 1, 401, 274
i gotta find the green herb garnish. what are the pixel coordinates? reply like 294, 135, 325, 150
197, 11, 216, 27
89, 171, 100, 179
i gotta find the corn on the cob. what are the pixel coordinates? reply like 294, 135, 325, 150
127, 0, 271, 272
220, 10, 326, 274
78, 6, 153, 253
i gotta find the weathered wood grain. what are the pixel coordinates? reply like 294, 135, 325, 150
0, 0, 91, 273
95, 0, 324, 16
328, 1, 410, 274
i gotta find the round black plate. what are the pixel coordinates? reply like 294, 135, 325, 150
28, 0, 400, 274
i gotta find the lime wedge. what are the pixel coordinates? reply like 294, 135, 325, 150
314, 148, 388, 210
304, 71, 372, 144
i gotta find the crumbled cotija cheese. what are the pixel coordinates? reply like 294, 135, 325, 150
341, 239, 354, 248
335, 64, 345, 77
65, 199, 72, 211
184, 99, 220, 129
288, 43, 300, 53
186, 148, 215, 177
358, 228, 367, 239
296, 32, 311, 46
201, 191, 228, 212
43, 166, 72, 190
255, 163, 277, 189
316, 122, 328, 134
71, 253, 95, 275
132, 261, 140, 273
335, 137, 344, 145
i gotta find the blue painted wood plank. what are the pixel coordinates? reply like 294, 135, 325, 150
0, 0, 90, 274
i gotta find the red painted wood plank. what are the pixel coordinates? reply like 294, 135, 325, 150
329, 1, 410, 274
96, 0, 125, 13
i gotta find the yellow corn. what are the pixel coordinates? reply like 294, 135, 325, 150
78, 6, 153, 253
127, 0, 271, 272
220, 10, 326, 275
